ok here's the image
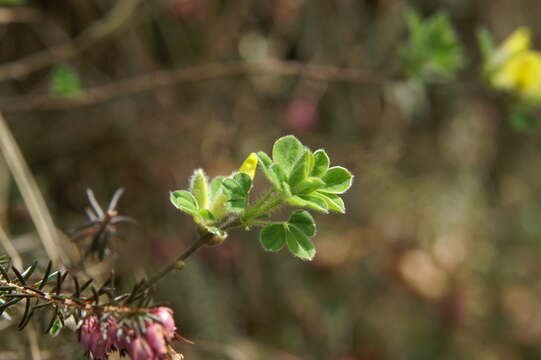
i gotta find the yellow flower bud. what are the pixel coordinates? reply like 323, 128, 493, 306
238, 153, 258, 179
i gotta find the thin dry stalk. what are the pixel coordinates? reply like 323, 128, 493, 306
0, 155, 8, 230
0, 112, 61, 265
0, 224, 22, 269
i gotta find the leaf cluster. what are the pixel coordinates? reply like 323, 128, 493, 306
401, 10, 464, 81
170, 135, 353, 260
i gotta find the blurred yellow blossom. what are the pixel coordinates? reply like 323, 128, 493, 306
491, 50, 541, 102
500, 27, 531, 58
488, 27, 541, 103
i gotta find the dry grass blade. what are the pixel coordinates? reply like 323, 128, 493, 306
26, 324, 42, 360
0, 112, 61, 265
0, 156, 8, 229
0, 224, 22, 269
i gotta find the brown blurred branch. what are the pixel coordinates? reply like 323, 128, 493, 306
0, 7, 42, 24
0, 0, 141, 82
0, 60, 386, 112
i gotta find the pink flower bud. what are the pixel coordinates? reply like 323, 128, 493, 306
129, 337, 156, 360
79, 316, 109, 360
114, 326, 132, 353
89, 334, 108, 360
145, 323, 168, 357
150, 307, 176, 340
79, 317, 95, 350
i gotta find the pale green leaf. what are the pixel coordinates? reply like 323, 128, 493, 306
321, 166, 353, 194
257, 151, 281, 189
313, 191, 345, 213
272, 135, 304, 175
287, 194, 329, 213
190, 169, 209, 209
292, 177, 325, 195
311, 149, 330, 177
289, 150, 312, 187
170, 190, 199, 215
209, 176, 225, 201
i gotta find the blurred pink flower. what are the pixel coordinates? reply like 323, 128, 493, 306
285, 97, 319, 132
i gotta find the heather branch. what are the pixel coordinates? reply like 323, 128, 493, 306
0, 274, 150, 316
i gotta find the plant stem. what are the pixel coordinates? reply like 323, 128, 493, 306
147, 191, 285, 288
242, 189, 275, 219
248, 196, 284, 219
145, 232, 213, 288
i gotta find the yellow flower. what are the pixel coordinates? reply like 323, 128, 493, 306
491, 50, 541, 102
489, 27, 531, 70
501, 27, 531, 56
487, 27, 541, 102
238, 153, 258, 179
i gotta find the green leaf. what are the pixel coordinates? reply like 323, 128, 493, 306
209, 176, 225, 201
221, 173, 253, 212
257, 151, 280, 188
170, 190, 199, 215
400, 10, 464, 81
50, 64, 81, 97
235, 172, 252, 193
286, 225, 316, 260
313, 191, 345, 213
321, 167, 353, 194
288, 210, 316, 237
289, 150, 312, 187
292, 177, 325, 195
311, 149, 330, 177
190, 169, 209, 209
510, 107, 537, 132
271, 163, 290, 195
259, 223, 286, 251
48, 318, 63, 337
272, 135, 305, 175
199, 209, 216, 221
287, 194, 329, 213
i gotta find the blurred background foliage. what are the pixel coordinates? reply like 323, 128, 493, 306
2, 0, 541, 359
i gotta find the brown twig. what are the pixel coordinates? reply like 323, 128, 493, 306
0, 0, 141, 82
0, 60, 386, 112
